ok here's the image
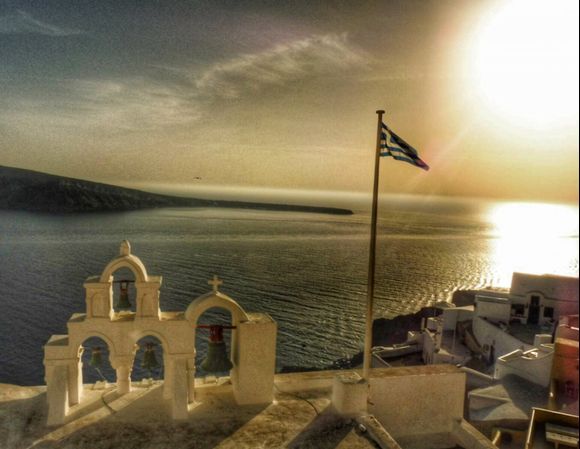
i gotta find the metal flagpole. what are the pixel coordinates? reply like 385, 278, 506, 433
363, 109, 385, 382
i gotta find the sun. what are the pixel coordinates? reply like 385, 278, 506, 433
470, 0, 579, 129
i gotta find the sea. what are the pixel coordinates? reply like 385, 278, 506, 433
0, 195, 578, 385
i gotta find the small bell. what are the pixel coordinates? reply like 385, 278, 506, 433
141, 342, 159, 375
116, 280, 132, 310
89, 346, 103, 368
199, 325, 235, 374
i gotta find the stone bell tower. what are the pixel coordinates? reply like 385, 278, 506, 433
84, 240, 162, 320
44, 241, 277, 426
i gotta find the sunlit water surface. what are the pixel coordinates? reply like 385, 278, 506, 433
0, 197, 577, 385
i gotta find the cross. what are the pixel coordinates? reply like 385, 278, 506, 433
208, 275, 223, 293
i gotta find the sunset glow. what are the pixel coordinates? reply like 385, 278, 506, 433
1, 2, 577, 203
471, 0, 579, 128
487, 202, 579, 286
489, 202, 579, 240
0, 3, 579, 444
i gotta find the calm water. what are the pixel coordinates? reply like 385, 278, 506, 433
0, 196, 577, 385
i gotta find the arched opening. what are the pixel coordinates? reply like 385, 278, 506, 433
195, 307, 235, 378
80, 336, 116, 386
111, 267, 137, 314
131, 335, 165, 386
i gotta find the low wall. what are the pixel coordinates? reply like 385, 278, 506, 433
472, 317, 533, 359
495, 349, 553, 387
369, 365, 466, 440
274, 370, 338, 393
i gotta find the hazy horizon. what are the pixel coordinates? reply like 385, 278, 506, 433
3, 162, 579, 211
123, 180, 580, 211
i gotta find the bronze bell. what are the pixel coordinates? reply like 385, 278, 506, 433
89, 346, 103, 368
141, 342, 159, 373
199, 325, 235, 373
141, 342, 159, 377
116, 280, 132, 310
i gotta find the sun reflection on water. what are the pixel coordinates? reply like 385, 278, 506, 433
487, 202, 579, 287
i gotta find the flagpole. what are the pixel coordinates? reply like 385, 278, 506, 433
363, 109, 385, 382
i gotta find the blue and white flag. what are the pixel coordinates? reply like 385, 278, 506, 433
380, 123, 429, 171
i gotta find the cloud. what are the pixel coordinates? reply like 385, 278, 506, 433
195, 33, 368, 99
0, 10, 83, 36
67, 79, 200, 131
1, 34, 366, 133
1, 78, 200, 134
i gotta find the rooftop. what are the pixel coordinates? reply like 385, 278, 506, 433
469, 374, 550, 428
2, 367, 494, 449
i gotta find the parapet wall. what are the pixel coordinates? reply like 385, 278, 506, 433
369, 365, 466, 440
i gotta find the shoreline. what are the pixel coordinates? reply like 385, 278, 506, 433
282, 290, 479, 373
0, 165, 353, 216
281, 306, 443, 373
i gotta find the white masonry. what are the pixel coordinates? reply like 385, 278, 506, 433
43, 240, 277, 426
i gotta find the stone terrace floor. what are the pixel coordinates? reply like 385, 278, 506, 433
1, 380, 377, 449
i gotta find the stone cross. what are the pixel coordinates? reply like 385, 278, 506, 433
208, 275, 223, 293
120, 240, 131, 256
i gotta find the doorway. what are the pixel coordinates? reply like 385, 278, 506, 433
528, 295, 540, 325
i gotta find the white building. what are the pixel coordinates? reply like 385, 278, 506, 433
422, 272, 579, 388
508, 272, 579, 326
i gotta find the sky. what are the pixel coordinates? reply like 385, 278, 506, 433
1, 0, 578, 204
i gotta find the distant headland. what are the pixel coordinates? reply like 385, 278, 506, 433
0, 166, 353, 215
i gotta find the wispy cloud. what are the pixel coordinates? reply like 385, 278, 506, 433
1, 78, 200, 134
67, 79, 200, 131
195, 33, 367, 99
0, 10, 83, 36
1, 33, 366, 133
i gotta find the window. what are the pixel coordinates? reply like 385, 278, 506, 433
544, 306, 554, 318
511, 304, 525, 316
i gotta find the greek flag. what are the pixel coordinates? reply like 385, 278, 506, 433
380, 123, 429, 171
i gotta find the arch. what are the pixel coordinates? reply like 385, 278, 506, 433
70, 331, 118, 359
77, 335, 117, 384
99, 255, 149, 283
523, 290, 546, 308
129, 329, 172, 354
185, 291, 249, 326
131, 333, 166, 382
526, 290, 546, 297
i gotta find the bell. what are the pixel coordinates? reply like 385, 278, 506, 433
116, 280, 131, 310
201, 341, 234, 373
141, 342, 159, 372
89, 346, 103, 368
200, 325, 234, 373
